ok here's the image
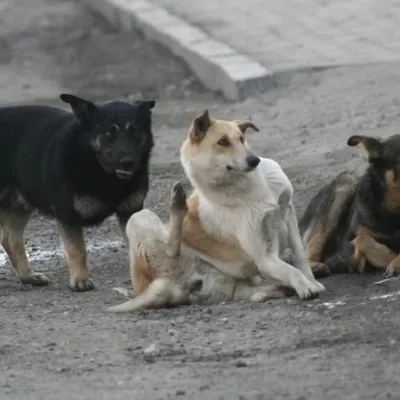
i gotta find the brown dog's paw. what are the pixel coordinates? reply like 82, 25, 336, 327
20, 272, 50, 286
70, 278, 95, 292
383, 267, 399, 279
311, 262, 332, 279
170, 181, 188, 213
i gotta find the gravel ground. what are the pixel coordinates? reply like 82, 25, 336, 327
1, 1, 400, 399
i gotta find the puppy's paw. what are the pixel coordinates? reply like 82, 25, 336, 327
20, 272, 50, 286
170, 181, 188, 213
311, 262, 331, 278
70, 277, 95, 292
170, 182, 188, 218
250, 292, 269, 303
348, 256, 367, 274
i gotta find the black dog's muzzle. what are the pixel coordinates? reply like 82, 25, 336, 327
115, 156, 135, 179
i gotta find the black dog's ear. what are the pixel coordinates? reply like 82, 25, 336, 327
191, 109, 211, 141
144, 100, 156, 109
347, 135, 383, 160
60, 93, 97, 129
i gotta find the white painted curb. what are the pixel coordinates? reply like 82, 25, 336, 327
81, 0, 273, 100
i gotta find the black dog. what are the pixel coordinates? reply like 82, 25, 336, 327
300, 134, 400, 278
0, 94, 155, 291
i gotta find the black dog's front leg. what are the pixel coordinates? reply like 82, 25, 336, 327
57, 222, 94, 291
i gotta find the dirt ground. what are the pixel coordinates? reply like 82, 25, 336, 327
1, 0, 400, 399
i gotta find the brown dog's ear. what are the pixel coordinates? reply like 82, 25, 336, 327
191, 109, 211, 141
235, 120, 260, 134
347, 135, 383, 159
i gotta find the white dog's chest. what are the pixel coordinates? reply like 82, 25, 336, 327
200, 201, 287, 243
186, 202, 285, 279
199, 199, 289, 255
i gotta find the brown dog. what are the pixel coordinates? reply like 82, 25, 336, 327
300, 134, 400, 278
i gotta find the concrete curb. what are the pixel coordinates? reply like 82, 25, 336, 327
81, 0, 273, 101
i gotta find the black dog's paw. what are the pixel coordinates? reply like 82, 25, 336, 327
70, 278, 95, 292
383, 267, 399, 279
311, 262, 331, 279
170, 181, 188, 213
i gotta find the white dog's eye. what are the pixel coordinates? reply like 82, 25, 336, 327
217, 138, 230, 147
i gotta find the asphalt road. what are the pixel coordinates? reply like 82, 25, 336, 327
1, 0, 400, 399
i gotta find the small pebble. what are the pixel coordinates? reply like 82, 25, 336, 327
144, 344, 159, 354
143, 344, 160, 361
235, 360, 248, 368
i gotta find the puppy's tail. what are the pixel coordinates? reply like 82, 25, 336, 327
106, 278, 184, 313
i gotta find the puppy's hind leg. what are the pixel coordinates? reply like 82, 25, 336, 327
1, 211, 50, 285
111, 182, 191, 312
107, 278, 185, 312
233, 281, 292, 303
166, 182, 188, 258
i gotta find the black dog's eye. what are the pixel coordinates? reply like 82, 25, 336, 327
106, 124, 119, 137
217, 137, 230, 147
127, 124, 136, 134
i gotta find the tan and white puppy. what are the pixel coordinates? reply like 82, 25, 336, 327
179, 110, 325, 299
107, 182, 288, 312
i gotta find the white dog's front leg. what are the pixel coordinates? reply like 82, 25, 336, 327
255, 254, 322, 300
243, 208, 321, 300
287, 203, 325, 292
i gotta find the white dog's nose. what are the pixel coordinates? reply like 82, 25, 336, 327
246, 155, 260, 169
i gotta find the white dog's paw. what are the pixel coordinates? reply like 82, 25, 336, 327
312, 280, 326, 292
291, 272, 322, 300
309, 279, 326, 293
250, 292, 269, 303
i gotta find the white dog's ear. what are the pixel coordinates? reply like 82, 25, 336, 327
235, 120, 259, 134
191, 109, 211, 141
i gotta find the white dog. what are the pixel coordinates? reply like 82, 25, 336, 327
107, 110, 324, 312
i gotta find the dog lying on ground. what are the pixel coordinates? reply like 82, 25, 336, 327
0, 94, 155, 291
107, 182, 291, 312
300, 134, 400, 278
108, 110, 325, 311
